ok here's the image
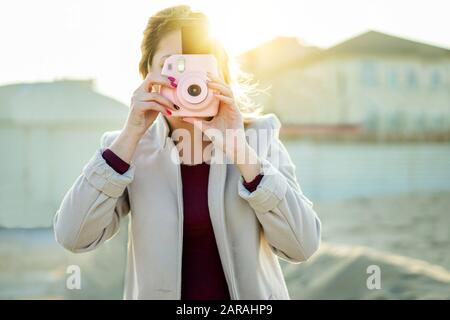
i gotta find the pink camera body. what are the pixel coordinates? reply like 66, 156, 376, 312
160, 54, 220, 117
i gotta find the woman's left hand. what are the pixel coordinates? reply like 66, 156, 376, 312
182, 71, 246, 160
183, 72, 262, 182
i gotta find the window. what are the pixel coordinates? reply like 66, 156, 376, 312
336, 70, 347, 95
360, 61, 378, 87
406, 68, 418, 88
387, 69, 398, 89
430, 70, 441, 89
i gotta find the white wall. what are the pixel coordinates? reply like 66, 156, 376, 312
0, 122, 123, 228
256, 54, 450, 136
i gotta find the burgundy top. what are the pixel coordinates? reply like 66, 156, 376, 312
102, 148, 263, 300
179, 162, 230, 299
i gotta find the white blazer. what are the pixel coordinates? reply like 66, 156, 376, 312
53, 113, 321, 299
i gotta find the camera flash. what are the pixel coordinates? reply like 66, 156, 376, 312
177, 58, 185, 73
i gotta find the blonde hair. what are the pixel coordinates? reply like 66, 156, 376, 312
138, 5, 262, 117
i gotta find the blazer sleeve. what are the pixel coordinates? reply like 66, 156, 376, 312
53, 131, 135, 253
238, 115, 322, 263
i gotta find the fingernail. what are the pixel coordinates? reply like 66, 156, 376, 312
168, 76, 176, 82
166, 109, 172, 116
171, 82, 177, 88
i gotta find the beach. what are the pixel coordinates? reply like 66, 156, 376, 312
1, 191, 449, 299
282, 191, 450, 299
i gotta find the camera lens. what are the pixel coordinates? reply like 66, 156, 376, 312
187, 84, 201, 97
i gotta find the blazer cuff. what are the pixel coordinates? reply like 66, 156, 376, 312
102, 148, 130, 174
238, 158, 288, 213
242, 173, 264, 192
82, 149, 135, 198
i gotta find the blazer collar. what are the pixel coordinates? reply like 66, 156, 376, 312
144, 113, 171, 150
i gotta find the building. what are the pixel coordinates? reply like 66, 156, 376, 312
0, 79, 128, 228
238, 31, 450, 139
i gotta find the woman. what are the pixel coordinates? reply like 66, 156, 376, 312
54, 5, 321, 300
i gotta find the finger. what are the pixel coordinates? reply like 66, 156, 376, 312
136, 101, 172, 116
207, 71, 224, 82
137, 72, 155, 91
138, 73, 173, 92
207, 81, 233, 97
214, 93, 234, 106
138, 92, 177, 111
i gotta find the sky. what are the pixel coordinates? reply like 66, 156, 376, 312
0, 0, 449, 104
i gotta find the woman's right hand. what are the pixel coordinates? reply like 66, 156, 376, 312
109, 73, 176, 164
125, 72, 177, 138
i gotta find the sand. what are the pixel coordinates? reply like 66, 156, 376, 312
313, 191, 450, 270
281, 191, 450, 299
283, 243, 450, 299
1, 191, 449, 299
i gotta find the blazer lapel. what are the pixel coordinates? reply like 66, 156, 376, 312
207, 148, 227, 230
207, 148, 238, 299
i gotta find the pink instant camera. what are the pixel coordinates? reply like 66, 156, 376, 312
160, 54, 220, 117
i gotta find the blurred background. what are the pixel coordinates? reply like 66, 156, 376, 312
0, 0, 449, 299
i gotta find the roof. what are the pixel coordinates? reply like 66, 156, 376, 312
237, 36, 320, 78
0, 79, 128, 125
326, 30, 450, 57
239, 31, 450, 79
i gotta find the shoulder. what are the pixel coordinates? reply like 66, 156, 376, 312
245, 113, 281, 132
244, 113, 283, 156
100, 130, 122, 148
245, 113, 282, 142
